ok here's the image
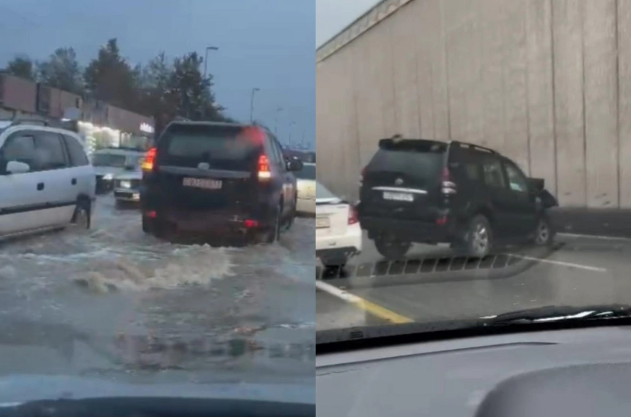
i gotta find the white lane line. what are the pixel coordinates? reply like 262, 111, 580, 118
507, 253, 607, 273
558, 232, 631, 242
316, 280, 362, 303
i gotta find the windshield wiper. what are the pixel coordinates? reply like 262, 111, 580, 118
484, 304, 631, 325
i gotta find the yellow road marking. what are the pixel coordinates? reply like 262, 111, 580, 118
316, 280, 413, 324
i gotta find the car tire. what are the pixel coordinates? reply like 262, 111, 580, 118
533, 215, 555, 247
283, 198, 297, 232
71, 199, 91, 230
142, 215, 157, 235
374, 235, 411, 260
264, 204, 282, 244
462, 214, 493, 258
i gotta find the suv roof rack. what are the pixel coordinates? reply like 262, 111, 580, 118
449, 140, 497, 155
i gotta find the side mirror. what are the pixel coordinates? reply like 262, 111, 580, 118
527, 177, 544, 192
286, 159, 304, 172
6, 160, 30, 174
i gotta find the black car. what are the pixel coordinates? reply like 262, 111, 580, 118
357, 138, 558, 259
139, 121, 303, 242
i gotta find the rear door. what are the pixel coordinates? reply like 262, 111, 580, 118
360, 140, 446, 221
33, 131, 75, 227
154, 123, 262, 212
316, 182, 349, 238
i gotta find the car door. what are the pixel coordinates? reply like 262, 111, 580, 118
479, 155, 518, 240
33, 131, 74, 227
0, 130, 49, 234
61, 133, 95, 202
502, 158, 538, 237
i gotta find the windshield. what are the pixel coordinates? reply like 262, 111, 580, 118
92, 153, 127, 167
0, 0, 314, 396
315, 0, 626, 347
296, 164, 316, 180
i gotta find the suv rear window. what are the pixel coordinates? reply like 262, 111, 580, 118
159, 124, 262, 170
366, 140, 446, 183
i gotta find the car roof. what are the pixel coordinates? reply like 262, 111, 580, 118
93, 148, 145, 156
167, 120, 245, 128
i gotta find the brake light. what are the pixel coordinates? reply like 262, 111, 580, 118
258, 154, 271, 180
142, 147, 157, 172
348, 205, 359, 225
441, 167, 456, 194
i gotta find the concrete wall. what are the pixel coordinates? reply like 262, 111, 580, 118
317, 0, 630, 208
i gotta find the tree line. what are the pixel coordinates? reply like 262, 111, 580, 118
1, 38, 234, 126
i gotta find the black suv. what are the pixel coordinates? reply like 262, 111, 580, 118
357, 138, 558, 259
139, 121, 303, 243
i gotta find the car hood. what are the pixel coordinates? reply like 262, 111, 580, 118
0, 375, 314, 405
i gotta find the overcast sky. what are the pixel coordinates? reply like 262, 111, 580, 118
316, 0, 382, 47
0, 0, 314, 149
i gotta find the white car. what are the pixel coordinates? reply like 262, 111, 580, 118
295, 162, 315, 215
0, 120, 96, 239
315, 182, 362, 269
91, 147, 146, 194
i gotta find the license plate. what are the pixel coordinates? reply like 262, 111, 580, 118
316, 216, 330, 229
183, 177, 222, 189
383, 192, 414, 202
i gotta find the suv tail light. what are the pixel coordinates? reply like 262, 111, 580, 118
441, 167, 456, 195
258, 154, 271, 180
348, 205, 359, 225
142, 147, 157, 172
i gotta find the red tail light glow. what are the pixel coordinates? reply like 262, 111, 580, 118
348, 205, 359, 225
258, 154, 271, 179
244, 219, 259, 228
142, 147, 157, 172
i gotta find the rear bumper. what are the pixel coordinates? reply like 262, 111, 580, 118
359, 215, 459, 244
316, 223, 362, 263
296, 197, 315, 214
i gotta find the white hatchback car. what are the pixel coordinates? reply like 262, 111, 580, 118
0, 120, 96, 239
315, 182, 362, 269
295, 162, 316, 215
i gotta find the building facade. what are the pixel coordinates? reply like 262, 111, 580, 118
317, 0, 631, 208
0, 73, 155, 154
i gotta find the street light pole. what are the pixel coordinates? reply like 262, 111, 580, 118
250, 88, 260, 123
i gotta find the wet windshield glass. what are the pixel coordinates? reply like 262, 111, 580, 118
315, 0, 625, 346
92, 153, 127, 167
0, 0, 314, 394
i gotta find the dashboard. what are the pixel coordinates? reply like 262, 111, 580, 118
317, 325, 631, 416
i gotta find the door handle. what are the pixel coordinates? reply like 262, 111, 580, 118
71, 178, 77, 185
37, 182, 44, 191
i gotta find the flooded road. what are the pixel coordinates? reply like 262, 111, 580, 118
0, 195, 314, 382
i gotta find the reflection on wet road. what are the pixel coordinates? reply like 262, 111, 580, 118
317, 233, 631, 331
0, 195, 314, 381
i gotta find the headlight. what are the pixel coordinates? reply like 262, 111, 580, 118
120, 180, 131, 189
102, 173, 114, 180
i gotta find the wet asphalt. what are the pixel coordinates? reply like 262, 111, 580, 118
0, 195, 314, 384
316, 231, 631, 331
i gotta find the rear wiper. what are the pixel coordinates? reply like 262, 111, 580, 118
484, 304, 631, 325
